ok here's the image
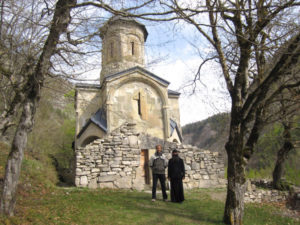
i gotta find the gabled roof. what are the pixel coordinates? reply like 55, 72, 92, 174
170, 118, 183, 142
75, 83, 101, 89
103, 66, 170, 87
77, 107, 107, 138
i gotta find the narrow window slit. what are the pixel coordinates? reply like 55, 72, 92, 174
110, 42, 114, 57
131, 42, 134, 55
137, 92, 141, 115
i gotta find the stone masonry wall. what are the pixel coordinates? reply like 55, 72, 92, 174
75, 123, 226, 190
244, 179, 290, 203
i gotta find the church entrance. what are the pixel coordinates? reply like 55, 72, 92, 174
140, 150, 150, 184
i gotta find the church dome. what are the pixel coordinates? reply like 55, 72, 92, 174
99, 15, 148, 83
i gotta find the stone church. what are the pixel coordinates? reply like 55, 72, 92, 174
75, 16, 182, 149
74, 16, 225, 190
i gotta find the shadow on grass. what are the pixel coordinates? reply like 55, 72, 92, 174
121, 192, 225, 225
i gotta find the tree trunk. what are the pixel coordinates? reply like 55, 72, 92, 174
0, 98, 22, 137
0, 0, 76, 216
223, 141, 247, 225
223, 102, 248, 225
272, 123, 294, 189
0, 100, 35, 215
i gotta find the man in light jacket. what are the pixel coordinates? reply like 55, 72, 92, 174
149, 144, 168, 202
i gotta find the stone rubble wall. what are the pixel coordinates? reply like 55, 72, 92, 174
75, 123, 226, 190
244, 180, 288, 203
162, 142, 226, 189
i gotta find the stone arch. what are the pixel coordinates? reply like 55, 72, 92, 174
81, 136, 100, 147
107, 74, 169, 138
109, 75, 168, 106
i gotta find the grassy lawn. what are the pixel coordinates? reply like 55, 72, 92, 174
1, 143, 298, 225
0, 188, 299, 225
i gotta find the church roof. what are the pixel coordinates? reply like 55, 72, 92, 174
170, 119, 183, 142
168, 89, 181, 96
77, 107, 107, 138
103, 66, 170, 86
75, 83, 101, 89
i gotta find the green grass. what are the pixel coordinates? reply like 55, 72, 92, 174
1, 141, 299, 225
0, 188, 298, 225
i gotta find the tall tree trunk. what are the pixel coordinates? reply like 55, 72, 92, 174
223, 98, 251, 225
223, 137, 247, 225
272, 122, 294, 190
0, 99, 35, 215
0, 0, 76, 216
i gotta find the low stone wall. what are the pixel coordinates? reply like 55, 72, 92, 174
245, 188, 288, 203
75, 123, 226, 190
244, 180, 288, 203
75, 123, 141, 189
163, 143, 226, 189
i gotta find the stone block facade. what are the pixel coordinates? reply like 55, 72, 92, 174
75, 123, 225, 190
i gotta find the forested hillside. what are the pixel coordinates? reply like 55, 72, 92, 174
182, 113, 230, 154
182, 113, 300, 185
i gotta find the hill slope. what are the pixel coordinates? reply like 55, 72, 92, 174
182, 113, 300, 185
182, 113, 230, 155
0, 78, 76, 189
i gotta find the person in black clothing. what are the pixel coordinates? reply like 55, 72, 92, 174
168, 149, 185, 203
149, 144, 168, 202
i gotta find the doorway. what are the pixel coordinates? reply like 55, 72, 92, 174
140, 149, 150, 184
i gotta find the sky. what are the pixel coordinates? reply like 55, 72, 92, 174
144, 21, 231, 125
78, 13, 231, 126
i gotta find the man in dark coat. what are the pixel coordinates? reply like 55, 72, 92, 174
168, 149, 185, 203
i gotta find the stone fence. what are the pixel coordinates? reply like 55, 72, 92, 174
75, 123, 226, 190
245, 179, 288, 203
244, 179, 300, 210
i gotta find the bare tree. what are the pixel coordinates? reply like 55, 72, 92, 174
270, 85, 300, 189
0, 0, 102, 138
156, 1, 300, 224
0, 0, 161, 216
0, 0, 45, 137
0, 0, 77, 216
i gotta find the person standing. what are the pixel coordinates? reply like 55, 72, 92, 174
168, 149, 185, 203
149, 144, 168, 202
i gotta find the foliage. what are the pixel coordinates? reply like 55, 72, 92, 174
26, 80, 76, 186
248, 117, 300, 186
0, 80, 76, 190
